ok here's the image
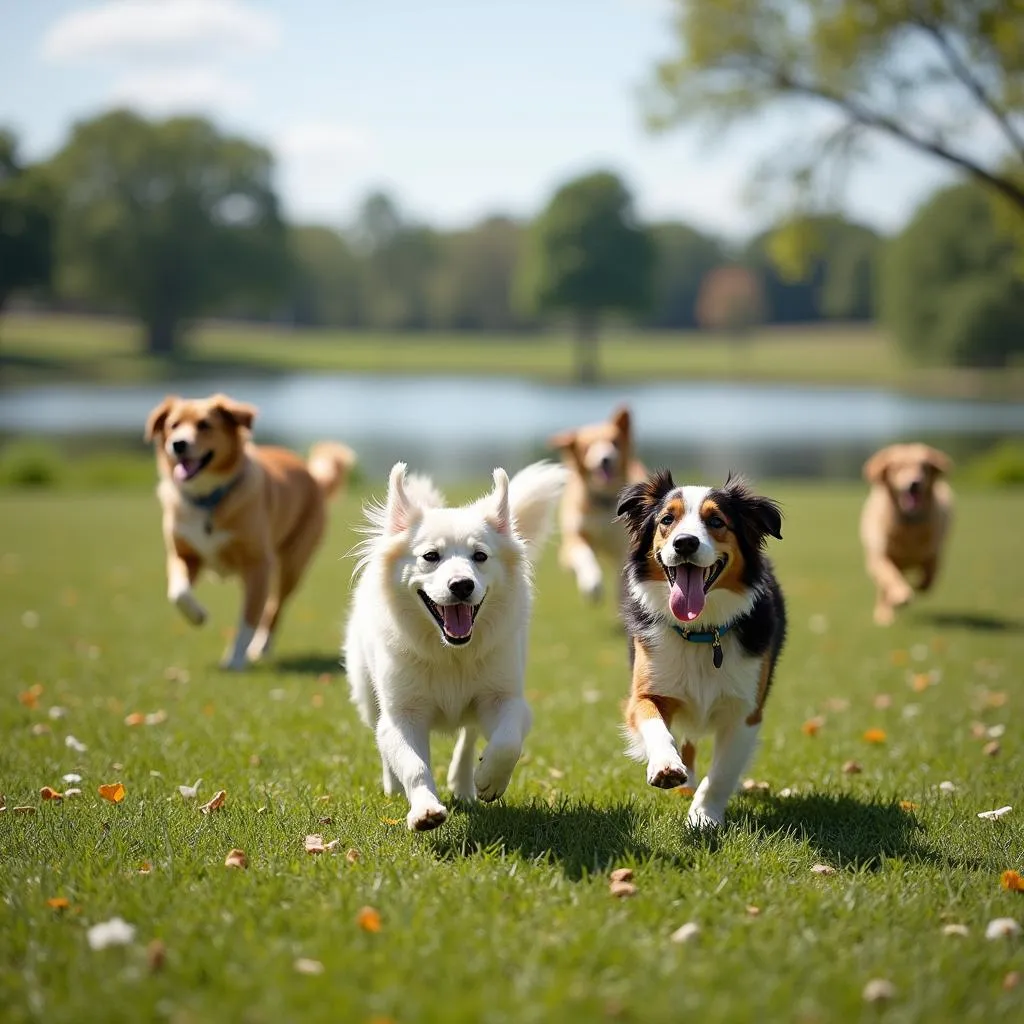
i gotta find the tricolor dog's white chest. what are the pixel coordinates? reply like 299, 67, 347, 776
648, 629, 759, 734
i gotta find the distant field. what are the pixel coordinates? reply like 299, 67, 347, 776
1, 484, 1022, 1022
3, 312, 1021, 398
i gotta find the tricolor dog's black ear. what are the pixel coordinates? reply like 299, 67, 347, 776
616, 469, 675, 541
721, 472, 783, 545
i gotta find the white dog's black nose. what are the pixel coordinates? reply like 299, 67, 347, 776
672, 534, 700, 557
172, 439, 188, 455
448, 577, 475, 601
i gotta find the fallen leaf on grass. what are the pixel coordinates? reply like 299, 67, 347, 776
873, 694, 892, 710
178, 778, 202, 799
741, 779, 771, 793
98, 783, 125, 803
985, 918, 1021, 940
145, 710, 168, 726
942, 923, 969, 937
983, 741, 1001, 757
124, 712, 145, 727
0, 794, 5, 811
609, 868, 634, 883
18, 684, 43, 708
1004, 972, 1021, 991
199, 790, 226, 814
13, 806, 36, 815
970, 721, 988, 739
41, 786, 63, 801
609, 880, 637, 898
862, 979, 896, 1003
862, 728, 887, 744
978, 806, 1012, 820
811, 864, 836, 876
317, 795, 330, 804
899, 801, 918, 811
147, 939, 166, 972
345, 848, 361, 864
801, 716, 825, 737
746, 906, 761, 917
65, 735, 87, 753
294, 958, 324, 975
47, 897, 70, 910
87, 917, 136, 950
304, 834, 326, 855
380, 817, 402, 826
224, 849, 248, 869
357, 906, 382, 932
138, 862, 152, 875
31, 723, 50, 736
842, 760, 863, 775
1001, 870, 1024, 893
64, 788, 82, 798
985, 690, 1009, 708
670, 922, 700, 943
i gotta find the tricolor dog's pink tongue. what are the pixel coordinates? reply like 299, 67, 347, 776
669, 564, 706, 623
441, 603, 473, 638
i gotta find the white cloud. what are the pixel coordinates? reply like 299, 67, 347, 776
108, 66, 249, 112
277, 122, 370, 164
41, 0, 279, 64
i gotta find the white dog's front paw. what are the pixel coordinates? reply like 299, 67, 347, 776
578, 569, 604, 602
448, 769, 477, 803
647, 756, 688, 790
475, 744, 521, 802
407, 799, 448, 832
171, 587, 206, 626
687, 801, 725, 830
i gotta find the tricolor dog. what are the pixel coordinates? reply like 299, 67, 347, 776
145, 393, 355, 669
345, 461, 566, 831
617, 471, 786, 828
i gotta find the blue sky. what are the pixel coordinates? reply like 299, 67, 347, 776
0, 0, 999, 239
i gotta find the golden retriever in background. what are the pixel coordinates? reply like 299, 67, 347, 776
549, 405, 646, 601
860, 443, 953, 626
145, 393, 356, 669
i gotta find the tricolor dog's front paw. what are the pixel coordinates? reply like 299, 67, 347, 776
407, 799, 448, 832
647, 756, 688, 790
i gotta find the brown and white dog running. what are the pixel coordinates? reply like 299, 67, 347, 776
549, 405, 646, 601
860, 443, 953, 626
617, 471, 786, 829
145, 393, 356, 669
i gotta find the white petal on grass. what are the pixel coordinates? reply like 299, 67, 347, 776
938, 780, 956, 794
48, 706, 67, 719
670, 922, 700, 944
87, 917, 136, 950
178, 778, 202, 799
62, 773, 82, 784
862, 979, 897, 1003
65, 735, 87, 753
985, 918, 1022, 940
988, 724, 1006, 738
977, 806, 1012, 820
294, 958, 324, 975
942, 924, 970, 937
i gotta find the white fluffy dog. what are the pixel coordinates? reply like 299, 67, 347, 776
345, 460, 566, 831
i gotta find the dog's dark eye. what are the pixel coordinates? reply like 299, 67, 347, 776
196, 419, 210, 431
421, 551, 440, 563
472, 551, 488, 563
707, 514, 726, 530
659, 513, 674, 527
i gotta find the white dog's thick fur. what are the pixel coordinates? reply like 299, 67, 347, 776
345, 460, 566, 831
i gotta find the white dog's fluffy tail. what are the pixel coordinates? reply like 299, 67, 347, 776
508, 460, 567, 562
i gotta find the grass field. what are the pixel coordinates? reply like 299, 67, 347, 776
1, 482, 1022, 1023
3, 312, 1023, 399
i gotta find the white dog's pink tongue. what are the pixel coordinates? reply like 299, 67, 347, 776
669, 565, 706, 622
441, 603, 473, 638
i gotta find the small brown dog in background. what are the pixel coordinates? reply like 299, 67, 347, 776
549, 405, 646, 601
145, 393, 356, 669
860, 443, 953, 626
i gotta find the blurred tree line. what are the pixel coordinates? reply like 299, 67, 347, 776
1, 102, 1021, 375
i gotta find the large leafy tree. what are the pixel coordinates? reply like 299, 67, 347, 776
644, 222, 723, 329
288, 225, 362, 327
517, 170, 654, 382
883, 183, 1024, 366
50, 110, 287, 355
0, 130, 53, 319
646, 1, 1024, 217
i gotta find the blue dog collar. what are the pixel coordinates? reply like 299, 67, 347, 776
669, 621, 731, 668
184, 471, 244, 530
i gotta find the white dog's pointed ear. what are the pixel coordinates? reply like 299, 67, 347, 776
385, 462, 413, 534
490, 467, 511, 534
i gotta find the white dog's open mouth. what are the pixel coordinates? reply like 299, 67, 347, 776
417, 591, 483, 646
173, 451, 214, 483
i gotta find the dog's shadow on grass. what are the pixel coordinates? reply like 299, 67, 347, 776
430, 798, 699, 879
913, 609, 1023, 634
273, 652, 346, 676
733, 792, 975, 871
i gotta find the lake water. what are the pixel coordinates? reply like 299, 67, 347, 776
2, 374, 1022, 481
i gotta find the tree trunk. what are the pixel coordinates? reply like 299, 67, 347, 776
145, 315, 179, 357
574, 310, 600, 384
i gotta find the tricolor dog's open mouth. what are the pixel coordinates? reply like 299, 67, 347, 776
173, 451, 214, 483
418, 590, 484, 646
661, 555, 728, 624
